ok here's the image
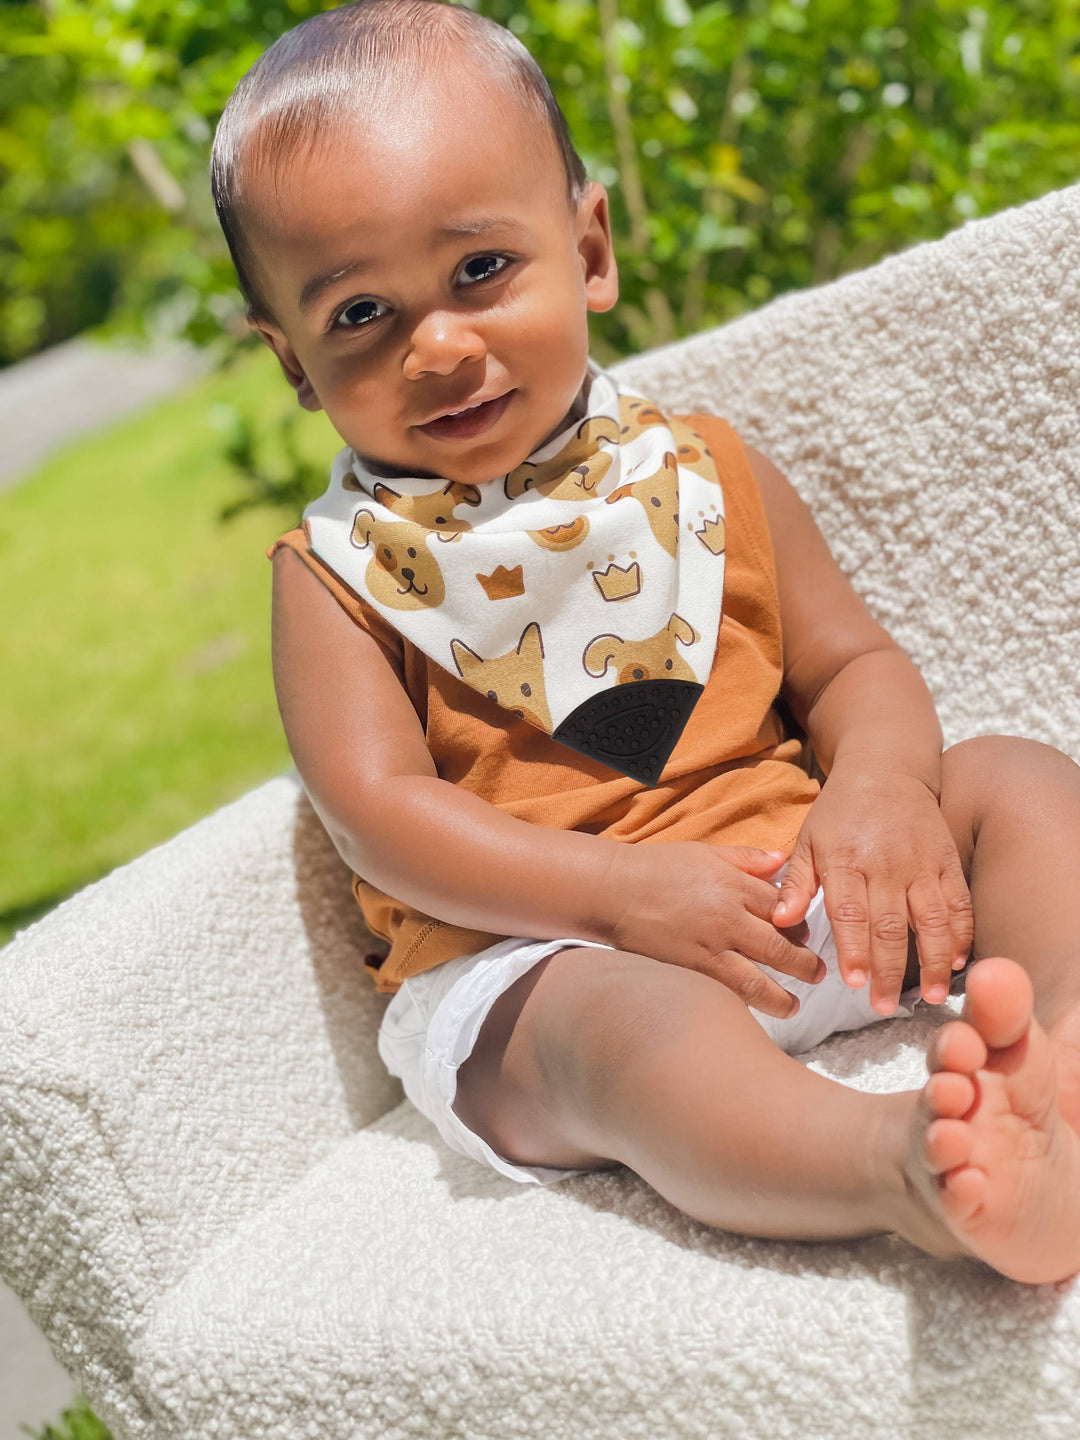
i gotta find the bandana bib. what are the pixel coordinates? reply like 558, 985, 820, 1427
303, 362, 726, 786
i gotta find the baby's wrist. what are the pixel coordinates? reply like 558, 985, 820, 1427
587, 840, 639, 950
822, 753, 942, 802
590, 840, 648, 952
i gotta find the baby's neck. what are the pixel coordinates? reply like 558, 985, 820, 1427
540, 383, 588, 444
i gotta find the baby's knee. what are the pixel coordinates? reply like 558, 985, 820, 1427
454, 947, 729, 1170
453, 947, 642, 1171
528, 948, 767, 1156
537, 947, 733, 1080
943, 734, 1080, 827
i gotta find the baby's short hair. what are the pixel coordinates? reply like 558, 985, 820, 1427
211, 0, 589, 320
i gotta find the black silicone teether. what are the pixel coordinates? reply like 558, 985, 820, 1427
551, 678, 703, 786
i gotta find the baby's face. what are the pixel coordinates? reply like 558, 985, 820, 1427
244, 70, 618, 485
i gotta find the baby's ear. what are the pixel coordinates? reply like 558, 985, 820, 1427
247, 317, 323, 414
577, 181, 619, 315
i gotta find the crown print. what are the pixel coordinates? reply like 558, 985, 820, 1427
694, 516, 726, 556
592, 560, 643, 602
476, 563, 526, 600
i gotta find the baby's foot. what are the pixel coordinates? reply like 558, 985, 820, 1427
1046, 998, 1080, 1137
905, 956, 1080, 1285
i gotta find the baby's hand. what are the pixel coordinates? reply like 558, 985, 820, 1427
771, 765, 974, 1014
607, 841, 825, 1018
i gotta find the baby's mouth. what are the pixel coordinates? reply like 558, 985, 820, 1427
419, 390, 514, 442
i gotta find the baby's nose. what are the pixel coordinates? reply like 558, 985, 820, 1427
403, 310, 485, 378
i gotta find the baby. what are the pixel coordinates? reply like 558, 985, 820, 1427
212, 0, 1080, 1284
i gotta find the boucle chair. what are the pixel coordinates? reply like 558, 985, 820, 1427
4, 183, 1080, 1440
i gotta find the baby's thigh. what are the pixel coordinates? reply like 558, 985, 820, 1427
940, 734, 1080, 869
453, 947, 712, 1173
453, 947, 633, 1172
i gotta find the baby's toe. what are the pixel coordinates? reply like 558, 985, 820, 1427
962, 956, 1034, 1050
929, 1019, 987, 1077
939, 1164, 987, 1221
924, 1117, 975, 1175
925, 1069, 977, 1118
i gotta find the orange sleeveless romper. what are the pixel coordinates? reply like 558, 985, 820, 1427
269, 413, 820, 995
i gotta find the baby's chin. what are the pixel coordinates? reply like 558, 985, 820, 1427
344, 389, 588, 485
348, 437, 533, 487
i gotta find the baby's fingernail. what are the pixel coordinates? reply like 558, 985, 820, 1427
873, 995, 898, 1015
926, 984, 948, 1003
953, 955, 968, 970
848, 969, 867, 988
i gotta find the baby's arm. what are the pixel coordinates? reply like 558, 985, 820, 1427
747, 445, 974, 1010
272, 547, 822, 1017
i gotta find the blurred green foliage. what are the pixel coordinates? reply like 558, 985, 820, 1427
20, 1396, 114, 1440
212, 401, 327, 520
3, 0, 1079, 369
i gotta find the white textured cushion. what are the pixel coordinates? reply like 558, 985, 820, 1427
134, 1015, 1072, 1440
0, 777, 399, 1436
5, 182, 1080, 1438
616, 181, 1080, 761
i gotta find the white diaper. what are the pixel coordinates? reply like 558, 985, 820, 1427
376, 863, 922, 1186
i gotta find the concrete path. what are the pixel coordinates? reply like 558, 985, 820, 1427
0, 335, 212, 489
2, 333, 213, 1436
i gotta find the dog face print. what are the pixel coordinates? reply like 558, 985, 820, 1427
604, 452, 680, 557
350, 510, 446, 609
450, 621, 552, 731
370, 481, 482, 540
617, 397, 667, 442
583, 613, 699, 685
666, 418, 722, 487
505, 416, 621, 501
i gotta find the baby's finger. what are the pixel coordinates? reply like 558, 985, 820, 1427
906, 874, 956, 1003
821, 864, 871, 988
940, 859, 975, 969
739, 916, 824, 985
866, 876, 911, 1015
711, 951, 801, 1019
775, 917, 812, 948
771, 841, 816, 928
732, 874, 811, 946
712, 845, 788, 877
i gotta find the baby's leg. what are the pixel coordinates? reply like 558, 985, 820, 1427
939, 736, 1080, 1037
456, 941, 1080, 1281
454, 947, 952, 1253
905, 954, 1080, 1283
454, 736, 1080, 1281
937, 735, 1080, 1149
863, 735, 1080, 1281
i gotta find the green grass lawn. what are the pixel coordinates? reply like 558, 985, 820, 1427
0, 343, 341, 946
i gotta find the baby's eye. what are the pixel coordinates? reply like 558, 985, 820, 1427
458, 253, 511, 286
333, 298, 388, 330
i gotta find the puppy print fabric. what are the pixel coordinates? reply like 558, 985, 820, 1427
303, 361, 726, 784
